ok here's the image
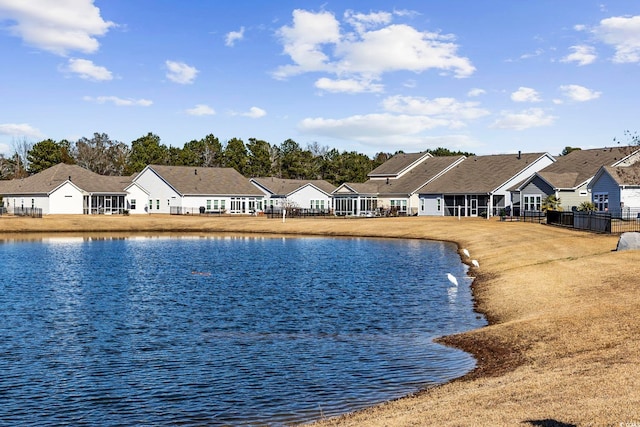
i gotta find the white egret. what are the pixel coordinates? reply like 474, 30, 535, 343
471, 259, 480, 268
447, 273, 458, 287
462, 248, 470, 258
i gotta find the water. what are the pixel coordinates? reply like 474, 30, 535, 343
0, 235, 485, 426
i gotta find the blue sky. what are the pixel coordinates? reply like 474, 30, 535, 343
1, 1, 639, 158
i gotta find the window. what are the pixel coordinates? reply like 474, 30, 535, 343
149, 199, 152, 210
220, 200, 226, 210
156, 199, 160, 210
131, 199, 137, 210
594, 193, 608, 211
390, 199, 407, 212
437, 198, 441, 212
523, 195, 541, 211
213, 200, 219, 210
206, 200, 211, 210
310, 200, 325, 210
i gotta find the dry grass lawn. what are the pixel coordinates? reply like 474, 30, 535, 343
2, 214, 639, 426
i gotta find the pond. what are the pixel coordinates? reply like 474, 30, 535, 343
0, 235, 485, 426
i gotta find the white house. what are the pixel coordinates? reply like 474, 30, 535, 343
250, 177, 336, 212
130, 165, 265, 214
0, 163, 130, 215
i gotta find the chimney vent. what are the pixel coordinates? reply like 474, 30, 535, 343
517, 151, 521, 159
69, 176, 72, 181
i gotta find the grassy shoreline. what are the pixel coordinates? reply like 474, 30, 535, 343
2, 215, 639, 426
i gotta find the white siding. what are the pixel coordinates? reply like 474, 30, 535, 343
288, 185, 331, 209
621, 188, 640, 209
126, 184, 150, 214
50, 183, 84, 214
133, 168, 181, 214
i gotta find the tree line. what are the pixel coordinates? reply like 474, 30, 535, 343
0, 132, 474, 185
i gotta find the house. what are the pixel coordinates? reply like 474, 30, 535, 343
588, 163, 640, 217
332, 151, 463, 216
0, 163, 130, 215
515, 146, 640, 212
129, 165, 265, 214
417, 152, 555, 217
250, 177, 336, 212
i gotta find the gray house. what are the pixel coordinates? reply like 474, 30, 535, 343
332, 152, 463, 216
418, 152, 555, 217
588, 163, 640, 217
515, 146, 640, 212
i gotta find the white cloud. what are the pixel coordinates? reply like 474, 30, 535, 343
467, 88, 486, 97
165, 60, 199, 84
561, 45, 597, 66
0, 0, 114, 55
382, 95, 489, 122
559, 84, 601, 102
511, 87, 542, 103
83, 96, 152, 106
491, 108, 556, 130
273, 9, 475, 88
298, 114, 482, 151
0, 123, 44, 138
315, 77, 383, 93
300, 113, 449, 139
242, 107, 266, 118
186, 104, 215, 116
344, 9, 393, 34
65, 58, 112, 81
274, 9, 341, 78
225, 27, 245, 47
593, 15, 640, 63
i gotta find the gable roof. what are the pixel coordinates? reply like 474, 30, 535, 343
251, 177, 336, 196
334, 156, 464, 196
534, 146, 640, 189
418, 152, 550, 194
367, 151, 432, 178
0, 163, 130, 195
333, 181, 382, 195
377, 155, 465, 195
143, 165, 263, 196
597, 164, 640, 187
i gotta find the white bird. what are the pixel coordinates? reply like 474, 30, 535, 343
447, 273, 458, 287
462, 248, 470, 258
471, 259, 480, 268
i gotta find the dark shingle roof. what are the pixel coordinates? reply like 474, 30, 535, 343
537, 146, 640, 188
148, 165, 263, 196
0, 163, 129, 195
251, 177, 336, 196
377, 156, 464, 195
603, 164, 640, 186
367, 151, 431, 178
418, 152, 549, 194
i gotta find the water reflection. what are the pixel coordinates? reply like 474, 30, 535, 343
0, 235, 485, 426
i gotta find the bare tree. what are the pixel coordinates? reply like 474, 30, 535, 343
11, 137, 32, 178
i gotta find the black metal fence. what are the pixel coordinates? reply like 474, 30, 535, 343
170, 206, 225, 215
265, 208, 332, 218
546, 209, 640, 234
13, 207, 43, 218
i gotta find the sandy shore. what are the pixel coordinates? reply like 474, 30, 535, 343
2, 214, 639, 426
